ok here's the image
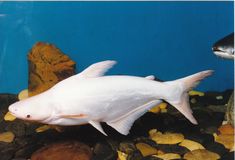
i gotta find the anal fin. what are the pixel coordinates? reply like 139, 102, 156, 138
106, 100, 162, 135
89, 120, 107, 136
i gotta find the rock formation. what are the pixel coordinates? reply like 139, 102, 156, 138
31, 141, 92, 160
28, 42, 76, 96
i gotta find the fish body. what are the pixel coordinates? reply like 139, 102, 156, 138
212, 33, 234, 60
9, 61, 213, 135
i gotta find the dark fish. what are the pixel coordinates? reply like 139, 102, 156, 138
212, 33, 234, 60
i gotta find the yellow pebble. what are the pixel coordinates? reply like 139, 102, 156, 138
214, 133, 234, 151
160, 108, 167, 113
179, 139, 205, 151
149, 129, 159, 137
136, 143, 158, 157
35, 125, 51, 133
149, 103, 168, 114
189, 90, 205, 97
159, 103, 167, 109
153, 153, 181, 160
150, 130, 184, 144
0, 131, 15, 143
149, 105, 161, 113
4, 111, 16, 121
18, 89, 29, 100
183, 149, 220, 160
117, 150, 127, 160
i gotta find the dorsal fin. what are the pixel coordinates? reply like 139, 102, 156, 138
76, 60, 117, 78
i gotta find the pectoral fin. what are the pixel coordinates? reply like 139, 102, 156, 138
106, 100, 162, 135
60, 114, 87, 119
89, 120, 107, 136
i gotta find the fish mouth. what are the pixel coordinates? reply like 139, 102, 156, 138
212, 48, 234, 60
213, 51, 234, 59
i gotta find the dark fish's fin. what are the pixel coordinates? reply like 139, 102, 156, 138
89, 120, 107, 136
106, 100, 162, 135
75, 60, 117, 78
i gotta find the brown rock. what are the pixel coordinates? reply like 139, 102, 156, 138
28, 42, 76, 96
31, 141, 92, 160
218, 124, 235, 135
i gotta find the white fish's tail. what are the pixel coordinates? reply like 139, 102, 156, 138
165, 70, 214, 124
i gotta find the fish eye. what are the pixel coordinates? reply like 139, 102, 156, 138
26, 115, 31, 118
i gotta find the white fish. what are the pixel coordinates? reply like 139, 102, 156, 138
9, 61, 213, 136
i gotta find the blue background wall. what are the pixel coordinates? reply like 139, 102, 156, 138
0, 2, 234, 94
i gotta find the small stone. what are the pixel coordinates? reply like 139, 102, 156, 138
153, 153, 181, 160
216, 95, 223, 100
149, 103, 167, 114
117, 151, 127, 160
190, 98, 197, 104
14, 143, 40, 159
218, 124, 234, 135
5, 121, 27, 137
183, 149, 220, 160
159, 103, 167, 109
136, 143, 158, 157
189, 90, 204, 96
160, 108, 167, 113
35, 125, 51, 133
4, 111, 16, 121
127, 150, 143, 160
149, 106, 161, 114
119, 142, 136, 154
0, 131, 15, 143
31, 141, 92, 160
93, 142, 116, 160
18, 89, 28, 100
149, 130, 184, 145
0, 143, 17, 160
179, 139, 205, 151
214, 133, 234, 151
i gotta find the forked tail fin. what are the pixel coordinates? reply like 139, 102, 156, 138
165, 70, 214, 124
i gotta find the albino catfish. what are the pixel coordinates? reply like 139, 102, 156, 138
9, 61, 213, 136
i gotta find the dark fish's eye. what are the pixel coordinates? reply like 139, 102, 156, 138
26, 115, 30, 118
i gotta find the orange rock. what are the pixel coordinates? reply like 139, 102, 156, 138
218, 124, 235, 135
214, 133, 234, 151
28, 42, 76, 96
31, 141, 92, 160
